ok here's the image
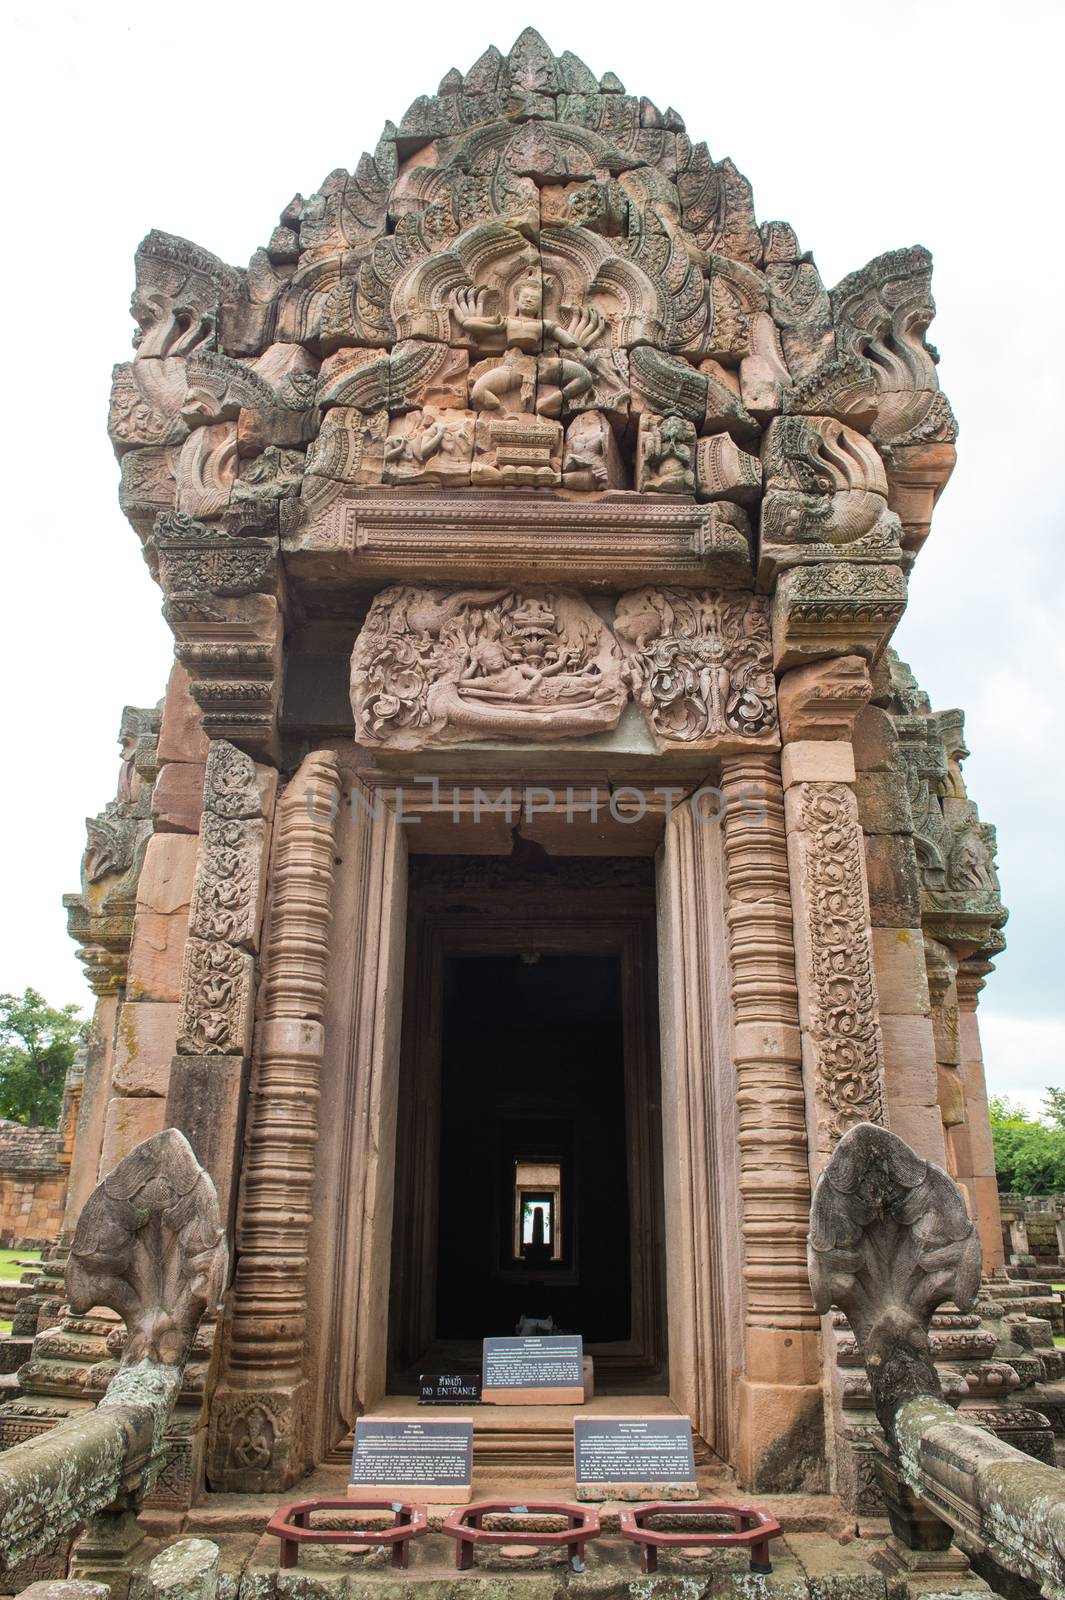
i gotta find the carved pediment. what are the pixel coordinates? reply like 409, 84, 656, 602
113, 28, 954, 589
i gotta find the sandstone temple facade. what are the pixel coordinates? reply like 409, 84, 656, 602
1, 29, 1019, 1529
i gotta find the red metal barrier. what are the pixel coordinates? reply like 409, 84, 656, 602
619, 1501, 782, 1573
442, 1500, 602, 1572
265, 1497, 428, 1569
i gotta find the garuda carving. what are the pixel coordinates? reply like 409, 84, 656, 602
64, 707, 160, 996
350, 584, 626, 747
616, 589, 777, 750
879, 652, 1007, 957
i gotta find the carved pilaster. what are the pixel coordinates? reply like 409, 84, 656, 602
784, 774, 886, 1164
208, 750, 342, 1491
720, 754, 824, 1491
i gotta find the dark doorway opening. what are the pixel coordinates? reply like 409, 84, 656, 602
387, 853, 667, 1394
436, 953, 631, 1343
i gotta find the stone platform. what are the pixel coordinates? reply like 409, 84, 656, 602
111, 1464, 929, 1600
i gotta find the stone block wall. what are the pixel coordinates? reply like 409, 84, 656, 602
0, 1120, 66, 1248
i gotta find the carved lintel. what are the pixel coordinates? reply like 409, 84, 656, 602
287, 491, 755, 589
351, 584, 626, 748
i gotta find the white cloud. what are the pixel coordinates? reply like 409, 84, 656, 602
979, 1009, 1065, 1118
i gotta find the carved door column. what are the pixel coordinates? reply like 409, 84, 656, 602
777, 660, 888, 1169
207, 750, 342, 1491
955, 957, 1005, 1272
655, 797, 739, 1464
310, 771, 408, 1453
719, 754, 824, 1492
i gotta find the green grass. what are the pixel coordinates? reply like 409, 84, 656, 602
0, 1247, 40, 1282
0, 1320, 10, 1336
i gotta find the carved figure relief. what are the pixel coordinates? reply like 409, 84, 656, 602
562, 410, 625, 489
636, 413, 696, 494
178, 938, 254, 1056
351, 584, 626, 747
616, 589, 777, 749
384, 410, 474, 486
880, 653, 1007, 956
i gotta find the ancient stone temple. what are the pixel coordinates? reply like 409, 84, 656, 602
2, 28, 1026, 1544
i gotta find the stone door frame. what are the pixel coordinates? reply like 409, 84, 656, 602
283, 748, 748, 1469
387, 870, 667, 1392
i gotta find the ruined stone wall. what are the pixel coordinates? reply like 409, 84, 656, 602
0, 1121, 66, 1249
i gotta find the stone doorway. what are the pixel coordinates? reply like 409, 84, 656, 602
307, 764, 744, 1473
387, 854, 668, 1396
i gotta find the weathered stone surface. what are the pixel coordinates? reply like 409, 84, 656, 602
164, 1057, 246, 1233
778, 655, 871, 743
157, 664, 210, 766
99, 1096, 167, 1173
111, 1003, 179, 1098
151, 762, 206, 835
135, 836, 198, 918
126, 912, 188, 1004
781, 740, 856, 787
141, 1537, 219, 1600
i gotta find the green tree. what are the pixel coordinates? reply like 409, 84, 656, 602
1041, 1086, 1065, 1129
989, 1093, 1065, 1194
0, 989, 85, 1127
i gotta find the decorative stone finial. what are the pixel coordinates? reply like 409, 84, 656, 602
807, 1121, 981, 1439
66, 1128, 227, 1366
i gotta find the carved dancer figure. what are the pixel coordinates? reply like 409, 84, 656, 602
469, 347, 536, 413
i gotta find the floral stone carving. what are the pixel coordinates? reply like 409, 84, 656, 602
615, 589, 777, 751
351, 584, 626, 748
789, 784, 886, 1141
178, 938, 254, 1056
66, 1128, 227, 1367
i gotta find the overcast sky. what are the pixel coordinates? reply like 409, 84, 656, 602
2, 0, 1061, 1112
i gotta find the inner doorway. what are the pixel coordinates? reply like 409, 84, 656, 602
387, 853, 667, 1393
436, 952, 631, 1343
